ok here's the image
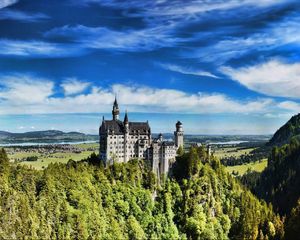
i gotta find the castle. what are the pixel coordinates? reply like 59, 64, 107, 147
99, 98, 183, 176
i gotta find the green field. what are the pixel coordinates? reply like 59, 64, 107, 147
6, 143, 268, 174
225, 158, 268, 176
213, 146, 268, 176
213, 147, 256, 159
6, 143, 98, 170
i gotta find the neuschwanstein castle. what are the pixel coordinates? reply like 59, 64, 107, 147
99, 98, 184, 176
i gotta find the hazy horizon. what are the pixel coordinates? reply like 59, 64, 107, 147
0, 111, 291, 135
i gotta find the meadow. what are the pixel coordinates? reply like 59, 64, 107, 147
5, 142, 268, 174
225, 159, 268, 175
213, 146, 256, 158
6, 143, 98, 170
213, 145, 268, 176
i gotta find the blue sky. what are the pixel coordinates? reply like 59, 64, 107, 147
0, 0, 300, 134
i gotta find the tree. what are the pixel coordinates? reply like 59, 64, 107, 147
0, 148, 9, 172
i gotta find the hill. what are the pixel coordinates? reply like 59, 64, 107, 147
0, 147, 283, 239
0, 130, 98, 144
242, 114, 300, 215
268, 113, 300, 147
250, 138, 300, 216
239, 114, 300, 238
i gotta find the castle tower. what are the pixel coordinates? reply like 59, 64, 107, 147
158, 133, 163, 142
124, 110, 129, 162
124, 110, 129, 131
112, 96, 120, 120
174, 121, 184, 148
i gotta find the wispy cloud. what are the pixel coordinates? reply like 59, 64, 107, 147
45, 24, 181, 52
0, 9, 49, 22
0, 0, 18, 9
80, 0, 287, 17
221, 59, 300, 98
186, 14, 300, 64
0, 39, 86, 57
160, 63, 219, 78
61, 78, 91, 96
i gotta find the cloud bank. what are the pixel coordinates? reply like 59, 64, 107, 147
0, 74, 280, 115
221, 59, 300, 98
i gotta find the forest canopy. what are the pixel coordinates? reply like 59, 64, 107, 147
0, 147, 284, 239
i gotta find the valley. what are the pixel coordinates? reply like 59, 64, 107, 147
3, 132, 269, 173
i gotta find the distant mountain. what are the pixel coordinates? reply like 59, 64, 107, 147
268, 113, 300, 146
0, 130, 98, 144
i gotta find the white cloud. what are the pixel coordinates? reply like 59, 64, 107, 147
0, 75, 54, 104
61, 78, 91, 95
160, 63, 219, 78
0, 75, 275, 115
0, 0, 18, 9
1, 74, 298, 117
278, 101, 300, 112
221, 59, 300, 98
111, 84, 273, 114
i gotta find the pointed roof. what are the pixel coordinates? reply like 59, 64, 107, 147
113, 95, 118, 108
124, 110, 128, 124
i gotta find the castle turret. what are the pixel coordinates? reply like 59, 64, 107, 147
124, 110, 129, 132
124, 110, 129, 162
158, 133, 163, 142
112, 96, 119, 120
174, 121, 184, 148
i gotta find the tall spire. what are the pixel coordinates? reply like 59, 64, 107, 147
113, 94, 118, 107
112, 95, 120, 120
124, 110, 128, 124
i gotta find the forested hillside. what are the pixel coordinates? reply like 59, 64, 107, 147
268, 113, 300, 147
250, 138, 300, 216
240, 114, 300, 239
240, 138, 300, 239
0, 147, 283, 239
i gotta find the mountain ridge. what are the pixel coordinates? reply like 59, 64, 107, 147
268, 113, 300, 147
0, 130, 98, 143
